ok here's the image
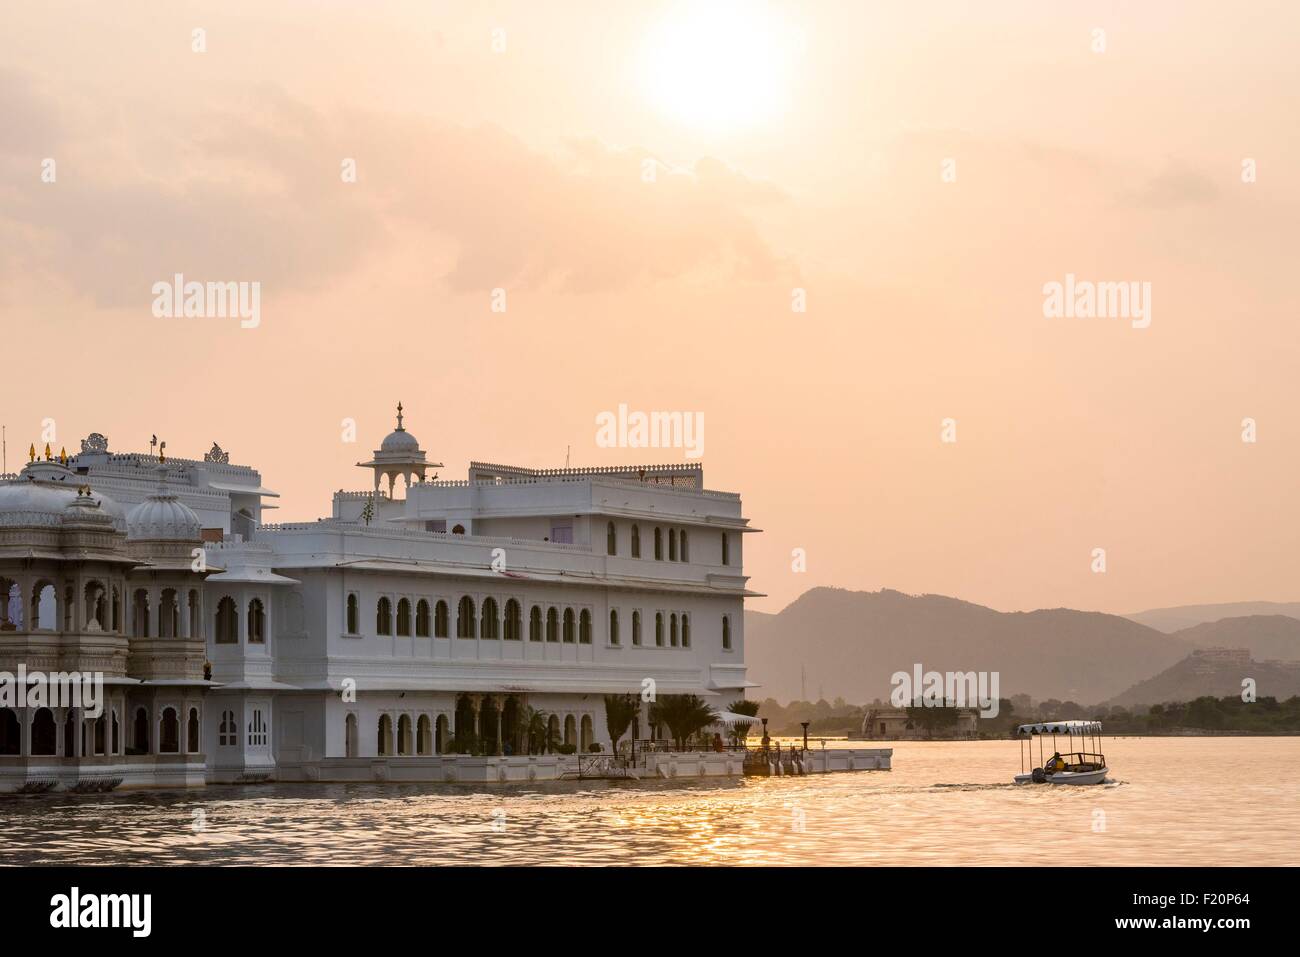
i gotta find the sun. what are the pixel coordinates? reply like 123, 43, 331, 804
638, 1, 796, 133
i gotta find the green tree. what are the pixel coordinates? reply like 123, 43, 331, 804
655, 694, 718, 750
905, 704, 960, 739
726, 698, 760, 744
603, 694, 639, 755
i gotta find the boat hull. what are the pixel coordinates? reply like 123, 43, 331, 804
1014, 767, 1108, 786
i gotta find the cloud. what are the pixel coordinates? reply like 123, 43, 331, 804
0, 78, 790, 309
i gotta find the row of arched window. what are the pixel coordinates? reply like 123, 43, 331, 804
0, 577, 130, 634
214, 596, 265, 644
607, 522, 691, 562
345, 593, 735, 650
0, 705, 200, 756
348, 594, 596, 643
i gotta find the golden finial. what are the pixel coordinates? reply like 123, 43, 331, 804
58, 446, 67, 465
28, 443, 35, 463
43, 442, 51, 461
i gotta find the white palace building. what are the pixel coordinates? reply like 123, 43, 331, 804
0, 407, 776, 791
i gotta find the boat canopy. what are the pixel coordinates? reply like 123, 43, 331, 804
1016, 720, 1102, 735
713, 710, 761, 726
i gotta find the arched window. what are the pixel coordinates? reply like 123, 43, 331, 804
435, 715, 448, 754
655, 612, 664, 647
215, 596, 237, 643
346, 593, 359, 634
563, 608, 576, 643
248, 710, 268, 747
247, 598, 265, 644
416, 599, 430, 637
580, 715, 594, 751
722, 615, 732, 650
680, 530, 689, 562
632, 610, 642, 646
344, 713, 358, 757
451, 524, 465, 535
579, 609, 592, 644
609, 609, 620, 646
529, 605, 542, 642
94, 713, 107, 755
721, 531, 730, 566
681, 614, 690, 648
546, 607, 559, 642
160, 707, 179, 753
112, 586, 121, 632
188, 589, 200, 639
670, 613, 678, 647
606, 522, 617, 556
135, 708, 151, 754
187, 708, 200, 752
376, 597, 392, 635
132, 589, 150, 637
159, 588, 179, 638
396, 597, 411, 636
631, 524, 641, 558
0, 708, 20, 755
377, 715, 393, 755
504, 599, 522, 640
219, 709, 237, 747
457, 596, 476, 638
397, 714, 412, 755
669, 528, 678, 561
32, 581, 57, 630
31, 708, 56, 755
481, 598, 499, 639
434, 600, 449, 637
417, 715, 432, 755
84, 580, 107, 630
654, 528, 663, 560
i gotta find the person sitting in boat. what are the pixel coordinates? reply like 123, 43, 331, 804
1045, 752, 1067, 773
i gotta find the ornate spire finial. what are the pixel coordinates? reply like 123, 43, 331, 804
44, 442, 51, 461
396, 401, 404, 431
28, 443, 35, 463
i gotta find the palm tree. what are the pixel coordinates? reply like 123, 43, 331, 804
726, 698, 760, 745
520, 705, 560, 754
603, 694, 639, 755
654, 694, 718, 750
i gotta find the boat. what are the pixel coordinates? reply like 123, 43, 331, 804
1013, 720, 1108, 785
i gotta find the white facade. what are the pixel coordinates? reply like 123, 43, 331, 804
0, 411, 759, 790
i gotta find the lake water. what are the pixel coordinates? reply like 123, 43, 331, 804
2, 737, 1295, 865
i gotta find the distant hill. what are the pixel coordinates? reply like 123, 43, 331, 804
1105, 649, 1300, 708
1125, 601, 1300, 633
1170, 615, 1300, 661
744, 587, 1190, 705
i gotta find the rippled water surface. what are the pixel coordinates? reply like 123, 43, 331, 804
2, 737, 1295, 865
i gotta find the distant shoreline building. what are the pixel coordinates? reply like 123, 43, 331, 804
859, 707, 980, 740
0, 408, 759, 791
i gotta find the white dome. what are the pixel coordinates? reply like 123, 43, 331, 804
0, 482, 125, 531
381, 428, 420, 453
127, 487, 201, 541
0, 483, 77, 527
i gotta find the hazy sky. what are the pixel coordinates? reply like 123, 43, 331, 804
3, 1, 1297, 615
